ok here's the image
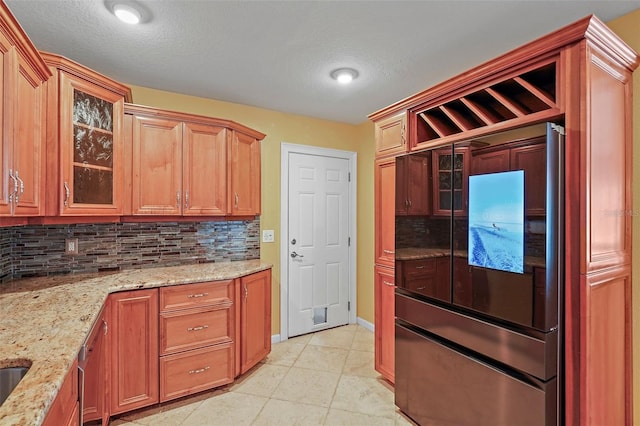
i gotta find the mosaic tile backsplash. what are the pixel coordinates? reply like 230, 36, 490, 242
0, 219, 260, 282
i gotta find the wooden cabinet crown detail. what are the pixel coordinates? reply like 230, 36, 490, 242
414, 61, 558, 148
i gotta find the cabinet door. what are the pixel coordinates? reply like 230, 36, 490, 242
511, 143, 545, 216
183, 122, 227, 215
471, 149, 510, 175
0, 32, 14, 216
406, 154, 430, 215
375, 113, 406, 157
0, 34, 46, 219
59, 72, 124, 215
432, 147, 470, 216
131, 115, 182, 215
12, 53, 45, 216
240, 270, 271, 374
82, 304, 109, 424
394, 157, 407, 216
110, 289, 159, 415
374, 265, 395, 383
42, 361, 78, 426
375, 158, 396, 267
230, 132, 260, 216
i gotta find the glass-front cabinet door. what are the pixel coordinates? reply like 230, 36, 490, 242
432, 146, 469, 216
59, 72, 123, 215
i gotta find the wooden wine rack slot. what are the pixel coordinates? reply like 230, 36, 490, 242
415, 62, 558, 145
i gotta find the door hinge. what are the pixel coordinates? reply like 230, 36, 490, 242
348, 237, 351, 246
348, 301, 351, 311
348, 172, 351, 182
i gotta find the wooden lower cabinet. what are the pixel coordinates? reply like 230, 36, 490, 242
42, 360, 78, 426
82, 301, 110, 425
88, 271, 271, 421
374, 265, 395, 383
158, 280, 235, 403
110, 289, 159, 415
239, 270, 272, 374
160, 343, 234, 402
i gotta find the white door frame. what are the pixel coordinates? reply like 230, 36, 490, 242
280, 142, 357, 342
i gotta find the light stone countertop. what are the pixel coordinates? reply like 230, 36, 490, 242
0, 259, 272, 426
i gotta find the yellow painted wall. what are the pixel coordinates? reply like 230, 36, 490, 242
128, 86, 377, 334
607, 9, 640, 425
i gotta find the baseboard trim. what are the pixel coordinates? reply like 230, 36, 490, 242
357, 317, 374, 332
271, 334, 281, 344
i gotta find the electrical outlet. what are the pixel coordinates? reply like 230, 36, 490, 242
65, 238, 79, 255
262, 230, 275, 243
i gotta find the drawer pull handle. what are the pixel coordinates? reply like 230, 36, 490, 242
188, 293, 208, 298
415, 266, 425, 269
383, 250, 395, 254
383, 281, 395, 287
189, 366, 210, 375
417, 286, 426, 290
187, 325, 209, 332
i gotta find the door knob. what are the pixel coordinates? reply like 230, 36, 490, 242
290, 251, 304, 258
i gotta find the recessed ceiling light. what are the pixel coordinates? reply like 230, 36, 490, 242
112, 3, 141, 24
330, 68, 359, 84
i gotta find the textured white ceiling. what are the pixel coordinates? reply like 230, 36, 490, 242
5, 0, 640, 124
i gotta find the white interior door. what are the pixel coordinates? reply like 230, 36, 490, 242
287, 152, 351, 337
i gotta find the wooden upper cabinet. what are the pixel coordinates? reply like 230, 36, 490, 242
131, 114, 183, 215
510, 142, 545, 216
230, 131, 261, 216
432, 146, 470, 216
471, 148, 510, 175
0, 5, 50, 221
126, 104, 264, 217
41, 52, 131, 217
396, 154, 430, 216
183, 122, 228, 216
375, 158, 396, 267
374, 113, 406, 158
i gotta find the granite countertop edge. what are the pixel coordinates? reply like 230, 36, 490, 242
0, 259, 272, 426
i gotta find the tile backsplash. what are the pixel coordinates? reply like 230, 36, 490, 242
0, 219, 260, 282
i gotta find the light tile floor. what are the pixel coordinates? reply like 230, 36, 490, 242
109, 324, 416, 425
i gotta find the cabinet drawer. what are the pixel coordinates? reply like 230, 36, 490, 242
159, 280, 233, 312
403, 258, 436, 276
160, 306, 232, 355
160, 343, 234, 402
